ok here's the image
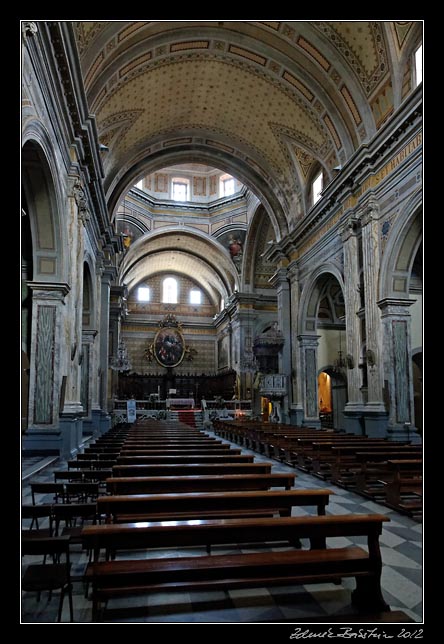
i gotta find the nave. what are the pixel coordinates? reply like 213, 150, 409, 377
21, 422, 422, 624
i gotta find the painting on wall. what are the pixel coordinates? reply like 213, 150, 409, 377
154, 327, 186, 368
218, 334, 230, 370
116, 220, 143, 249
217, 229, 246, 258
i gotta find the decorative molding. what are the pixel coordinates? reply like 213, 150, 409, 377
22, 22, 38, 37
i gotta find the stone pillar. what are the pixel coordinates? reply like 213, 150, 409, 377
341, 216, 366, 435
270, 268, 291, 423
80, 329, 98, 436
98, 267, 115, 434
297, 334, 321, 427
359, 198, 389, 436
23, 281, 79, 456
378, 298, 421, 443
287, 261, 304, 425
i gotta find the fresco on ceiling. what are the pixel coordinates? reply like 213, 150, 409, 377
116, 220, 143, 249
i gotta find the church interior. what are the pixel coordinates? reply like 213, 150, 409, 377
21, 21, 423, 625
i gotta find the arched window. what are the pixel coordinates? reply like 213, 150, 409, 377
312, 171, 323, 206
163, 277, 178, 303
414, 44, 422, 87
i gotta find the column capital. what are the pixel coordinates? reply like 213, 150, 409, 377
269, 267, 289, 288
378, 297, 415, 317
101, 265, 118, 284
340, 215, 360, 242
359, 196, 381, 226
82, 329, 98, 342
27, 281, 71, 303
287, 260, 299, 283
297, 334, 321, 347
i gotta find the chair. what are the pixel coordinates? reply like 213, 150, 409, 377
64, 482, 99, 504
22, 504, 53, 535
53, 503, 98, 542
30, 483, 65, 505
21, 535, 73, 622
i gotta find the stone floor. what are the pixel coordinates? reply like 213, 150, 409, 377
21, 431, 423, 624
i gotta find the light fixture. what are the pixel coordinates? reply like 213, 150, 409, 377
110, 340, 132, 372
333, 330, 346, 373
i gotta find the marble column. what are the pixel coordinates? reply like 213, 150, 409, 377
288, 261, 304, 426
98, 266, 116, 434
297, 334, 321, 427
359, 198, 389, 436
23, 281, 75, 455
80, 329, 98, 436
378, 298, 421, 443
341, 216, 366, 434
270, 268, 291, 423
57, 177, 87, 455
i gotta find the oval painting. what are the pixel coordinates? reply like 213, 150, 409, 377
154, 327, 185, 368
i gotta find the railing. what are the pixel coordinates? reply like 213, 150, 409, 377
111, 399, 252, 423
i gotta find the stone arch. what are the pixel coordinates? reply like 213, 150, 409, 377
379, 190, 422, 301
82, 257, 96, 330
106, 146, 289, 243
298, 264, 345, 334
21, 133, 68, 434
297, 266, 346, 426
118, 226, 239, 306
22, 128, 66, 282
243, 203, 276, 292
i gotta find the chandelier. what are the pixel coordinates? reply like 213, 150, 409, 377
110, 340, 132, 372
333, 331, 346, 373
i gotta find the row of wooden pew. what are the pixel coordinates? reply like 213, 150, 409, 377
22, 419, 407, 622
214, 420, 423, 519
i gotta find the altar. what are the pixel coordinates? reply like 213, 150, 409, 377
166, 398, 195, 409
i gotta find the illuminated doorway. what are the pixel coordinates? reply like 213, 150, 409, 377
318, 370, 347, 430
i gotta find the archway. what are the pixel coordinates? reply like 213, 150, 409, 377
298, 267, 347, 427
21, 138, 65, 433
378, 197, 422, 437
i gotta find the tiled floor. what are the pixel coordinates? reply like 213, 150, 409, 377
21, 431, 423, 623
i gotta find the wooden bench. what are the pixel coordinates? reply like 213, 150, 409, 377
329, 445, 420, 487
115, 454, 254, 464
106, 473, 296, 495
112, 462, 273, 477
97, 489, 332, 523
84, 513, 389, 621
355, 451, 423, 499
82, 512, 386, 561
118, 448, 241, 456
381, 460, 422, 516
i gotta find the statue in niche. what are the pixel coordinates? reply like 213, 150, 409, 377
122, 224, 134, 250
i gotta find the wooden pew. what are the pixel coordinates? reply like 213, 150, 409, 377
112, 463, 273, 477
355, 451, 423, 499
84, 513, 389, 621
106, 473, 296, 495
329, 446, 421, 487
115, 454, 255, 464
82, 513, 386, 561
97, 489, 332, 523
381, 460, 422, 516
118, 448, 241, 456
